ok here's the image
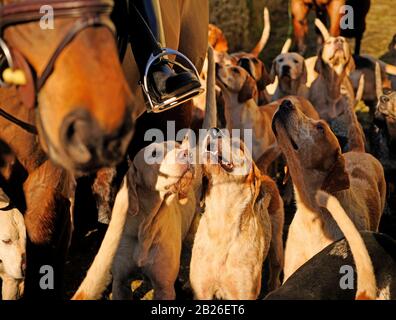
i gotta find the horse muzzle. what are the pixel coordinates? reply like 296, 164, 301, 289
59, 108, 133, 173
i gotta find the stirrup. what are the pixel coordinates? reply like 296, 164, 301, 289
141, 48, 204, 113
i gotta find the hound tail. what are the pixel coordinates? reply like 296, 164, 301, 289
72, 177, 129, 300
251, 7, 270, 56
316, 191, 377, 300
202, 45, 217, 129
281, 38, 292, 54
314, 18, 330, 41
385, 63, 396, 76
375, 62, 384, 100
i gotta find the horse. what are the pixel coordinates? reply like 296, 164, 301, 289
0, 0, 208, 299
291, 0, 345, 55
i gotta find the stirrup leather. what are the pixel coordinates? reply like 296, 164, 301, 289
141, 48, 204, 113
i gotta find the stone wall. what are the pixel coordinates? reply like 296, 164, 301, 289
209, 0, 289, 60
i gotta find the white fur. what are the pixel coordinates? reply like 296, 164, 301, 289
0, 189, 26, 300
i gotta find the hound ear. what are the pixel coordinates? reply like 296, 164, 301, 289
345, 56, 356, 75
321, 152, 350, 193
0, 190, 10, 207
269, 59, 277, 83
314, 49, 325, 74
238, 75, 257, 103
252, 165, 271, 212
126, 164, 139, 215
300, 60, 308, 84
257, 63, 271, 90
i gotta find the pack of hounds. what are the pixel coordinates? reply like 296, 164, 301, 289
1, 5, 396, 301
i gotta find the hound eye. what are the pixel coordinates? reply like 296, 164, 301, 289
2, 239, 12, 245
293, 59, 298, 64
232, 68, 240, 74
151, 149, 157, 158
278, 58, 284, 63
316, 124, 325, 133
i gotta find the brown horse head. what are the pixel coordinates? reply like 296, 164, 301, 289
2, 1, 136, 174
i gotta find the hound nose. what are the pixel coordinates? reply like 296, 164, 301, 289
272, 100, 295, 134
60, 109, 131, 170
279, 99, 295, 112
177, 148, 190, 164
335, 38, 344, 48
282, 65, 291, 76
209, 127, 223, 140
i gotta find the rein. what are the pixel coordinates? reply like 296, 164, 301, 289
0, 0, 116, 134
0, 107, 37, 134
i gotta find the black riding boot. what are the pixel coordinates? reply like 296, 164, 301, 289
127, 0, 201, 108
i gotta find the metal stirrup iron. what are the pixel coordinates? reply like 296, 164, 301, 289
141, 48, 204, 113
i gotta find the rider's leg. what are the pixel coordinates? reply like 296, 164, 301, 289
129, 0, 201, 103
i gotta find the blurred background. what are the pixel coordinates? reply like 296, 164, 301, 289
209, 0, 395, 64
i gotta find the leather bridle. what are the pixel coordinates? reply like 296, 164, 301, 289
0, 0, 116, 133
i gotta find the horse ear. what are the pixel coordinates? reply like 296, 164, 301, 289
126, 164, 139, 216
238, 75, 257, 103
321, 152, 350, 193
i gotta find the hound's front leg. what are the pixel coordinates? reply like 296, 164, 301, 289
1, 275, 22, 300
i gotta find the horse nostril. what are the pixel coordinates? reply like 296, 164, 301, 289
60, 110, 98, 165
60, 108, 132, 170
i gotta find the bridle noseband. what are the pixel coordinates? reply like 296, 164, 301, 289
0, 0, 116, 133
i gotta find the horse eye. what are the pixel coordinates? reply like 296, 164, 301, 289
2, 239, 12, 245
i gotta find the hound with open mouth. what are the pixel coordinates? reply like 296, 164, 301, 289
190, 129, 284, 299
111, 139, 200, 300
